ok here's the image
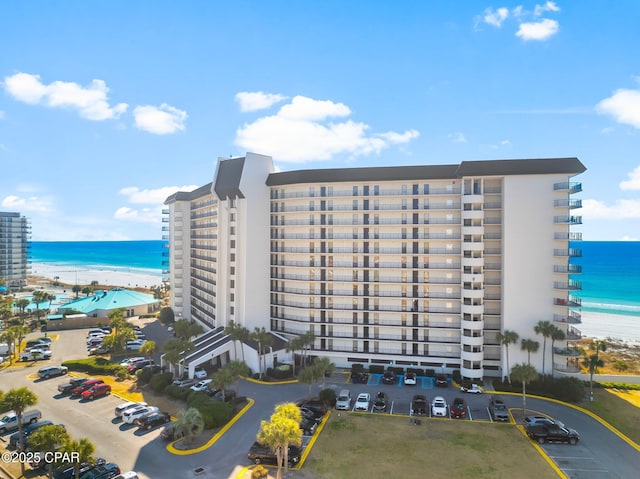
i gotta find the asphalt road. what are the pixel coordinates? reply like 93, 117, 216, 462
1, 325, 638, 479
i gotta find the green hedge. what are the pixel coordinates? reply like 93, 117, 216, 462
187, 393, 233, 429
165, 384, 194, 401
150, 372, 173, 392
62, 358, 128, 377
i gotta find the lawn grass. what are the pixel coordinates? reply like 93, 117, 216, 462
577, 388, 640, 444
303, 413, 557, 479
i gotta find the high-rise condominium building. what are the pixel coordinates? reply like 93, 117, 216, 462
0, 211, 31, 288
164, 153, 585, 379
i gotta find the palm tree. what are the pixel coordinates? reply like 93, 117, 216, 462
60, 437, 95, 479
15, 298, 30, 324
175, 407, 204, 445
2, 387, 38, 475
9, 324, 30, 357
520, 338, 540, 366
257, 410, 302, 479
173, 318, 204, 340
534, 320, 555, 375
582, 353, 604, 402
237, 326, 250, 362
313, 356, 335, 389
550, 326, 566, 373
28, 424, 70, 479
225, 360, 251, 396
211, 367, 234, 401
272, 403, 303, 471
140, 340, 156, 359
510, 363, 539, 420
285, 336, 303, 376
298, 363, 324, 396
300, 331, 315, 367
32, 290, 48, 322
0, 329, 16, 364
162, 338, 195, 378
496, 330, 519, 383
72, 284, 82, 298
224, 320, 247, 360
251, 327, 272, 379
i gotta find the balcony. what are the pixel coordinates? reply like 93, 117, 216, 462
554, 296, 582, 308
553, 347, 581, 357
553, 312, 582, 324
554, 182, 582, 193
554, 248, 582, 257
554, 215, 582, 225
554, 232, 582, 241
566, 326, 582, 340
553, 264, 582, 273
553, 362, 580, 373
553, 280, 582, 290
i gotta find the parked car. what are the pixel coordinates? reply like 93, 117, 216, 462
160, 422, 184, 441
381, 370, 397, 385
53, 460, 101, 479
489, 396, 510, 422
78, 462, 121, 479
431, 396, 448, 417
247, 441, 301, 466
86, 338, 104, 348
411, 395, 428, 416
113, 472, 139, 479
125, 340, 146, 351
120, 357, 145, 367
460, 383, 484, 394
351, 371, 369, 384
403, 372, 417, 386
81, 383, 112, 400
136, 412, 171, 430
299, 407, 322, 425
373, 391, 389, 412
33, 337, 52, 346
115, 401, 147, 418
37, 365, 68, 379
141, 364, 161, 374
354, 393, 371, 411
194, 367, 207, 379
127, 359, 153, 373
20, 348, 52, 361
299, 415, 318, 435
88, 345, 111, 355
71, 378, 104, 397
0, 409, 42, 434
207, 388, 237, 402
525, 423, 580, 445
335, 389, 352, 410
524, 415, 558, 427
172, 378, 197, 388
451, 397, 467, 419
190, 379, 213, 392
9, 420, 53, 448
25, 339, 49, 349
122, 406, 159, 425
58, 377, 90, 395
435, 374, 448, 387
297, 399, 328, 418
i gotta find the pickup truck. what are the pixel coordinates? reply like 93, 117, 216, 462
0, 410, 42, 434
57, 377, 90, 395
247, 441, 301, 466
525, 423, 580, 445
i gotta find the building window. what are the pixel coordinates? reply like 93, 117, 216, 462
230, 240, 236, 249
353, 186, 358, 196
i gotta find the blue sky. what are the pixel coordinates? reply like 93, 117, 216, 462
1, 1, 639, 241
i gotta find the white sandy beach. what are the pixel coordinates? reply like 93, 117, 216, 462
30, 262, 163, 289
579, 311, 640, 345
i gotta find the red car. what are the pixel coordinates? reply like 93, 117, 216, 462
451, 397, 467, 419
70, 378, 104, 397
81, 383, 111, 400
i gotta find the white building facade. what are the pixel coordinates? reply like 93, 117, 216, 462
164, 154, 585, 380
0, 211, 31, 288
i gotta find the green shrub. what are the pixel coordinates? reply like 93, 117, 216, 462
192, 400, 233, 429
159, 306, 175, 324
228, 397, 248, 413
163, 384, 192, 401
62, 358, 123, 376
150, 372, 173, 392
136, 367, 153, 384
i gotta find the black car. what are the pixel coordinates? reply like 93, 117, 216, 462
411, 395, 428, 416
351, 371, 369, 384
381, 370, 397, 385
300, 415, 318, 435
54, 460, 104, 479
247, 441, 302, 466
525, 424, 580, 445
57, 377, 89, 395
435, 374, 448, 387
207, 388, 237, 402
297, 399, 327, 418
78, 462, 120, 479
136, 412, 171, 430
373, 391, 389, 412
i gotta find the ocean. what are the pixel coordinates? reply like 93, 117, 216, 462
29, 240, 640, 317
30, 240, 165, 277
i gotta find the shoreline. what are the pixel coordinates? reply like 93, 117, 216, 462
579, 311, 640, 345
30, 261, 163, 289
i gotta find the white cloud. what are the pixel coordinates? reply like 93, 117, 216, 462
3, 72, 128, 120
619, 166, 640, 190
133, 104, 187, 134
234, 95, 419, 162
516, 18, 559, 40
119, 185, 199, 204
113, 206, 161, 223
619, 235, 639, 241
448, 132, 467, 143
581, 198, 640, 219
596, 88, 640, 128
1, 194, 52, 213
534, 1, 560, 16
235, 91, 287, 112
483, 7, 509, 27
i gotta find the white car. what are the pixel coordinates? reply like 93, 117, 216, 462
404, 372, 417, 386
431, 396, 448, 417
114, 401, 147, 418
194, 367, 207, 379
460, 383, 484, 394
125, 340, 146, 351
20, 348, 52, 361
190, 379, 213, 392
354, 393, 371, 411
120, 357, 145, 367
122, 406, 159, 424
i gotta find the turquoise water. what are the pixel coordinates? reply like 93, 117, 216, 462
29, 240, 639, 317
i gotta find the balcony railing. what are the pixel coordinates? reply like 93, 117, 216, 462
553, 312, 582, 324
554, 232, 582, 241
554, 216, 582, 225
554, 248, 582, 257
553, 280, 582, 290
554, 199, 582, 209
553, 347, 581, 357
554, 264, 582, 273
554, 182, 582, 193
566, 326, 582, 340
553, 363, 580, 373
554, 296, 582, 307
